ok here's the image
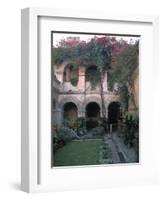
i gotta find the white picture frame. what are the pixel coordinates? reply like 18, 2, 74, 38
21, 7, 159, 193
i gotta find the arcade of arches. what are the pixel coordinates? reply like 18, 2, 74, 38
62, 101, 122, 129
53, 62, 123, 130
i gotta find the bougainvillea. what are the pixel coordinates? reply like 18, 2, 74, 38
108, 41, 139, 111
52, 36, 135, 71
53, 36, 115, 70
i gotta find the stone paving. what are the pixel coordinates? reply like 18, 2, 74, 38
103, 135, 121, 164
104, 132, 138, 164
112, 132, 138, 163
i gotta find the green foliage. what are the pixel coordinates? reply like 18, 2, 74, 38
111, 42, 138, 84
89, 126, 105, 137
53, 136, 62, 153
77, 127, 87, 137
52, 46, 78, 65
108, 42, 139, 110
122, 113, 139, 147
58, 126, 78, 143
64, 119, 78, 131
77, 117, 86, 133
53, 36, 113, 69
99, 142, 113, 164
54, 118, 87, 149
70, 77, 78, 86
118, 84, 129, 111
86, 67, 101, 90
77, 117, 86, 127
63, 118, 87, 137
53, 36, 139, 112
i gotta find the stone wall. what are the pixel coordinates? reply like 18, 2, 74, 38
52, 61, 120, 126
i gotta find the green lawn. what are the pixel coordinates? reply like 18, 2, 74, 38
53, 139, 102, 167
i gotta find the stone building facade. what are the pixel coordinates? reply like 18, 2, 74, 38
52, 61, 121, 129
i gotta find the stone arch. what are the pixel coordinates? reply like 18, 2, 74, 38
63, 102, 78, 120
82, 96, 102, 111
105, 96, 120, 111
82, 96, 102, 118
58, 96, 82, 112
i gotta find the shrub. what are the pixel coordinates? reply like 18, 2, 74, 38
89, 126, 105, 137
58, 126, 78, 143
52, 136, 65, 153
99, 143, 113, 164
63, 118, 82, 131
103, 151, 109, 159
63, 118, 87, 136
122, 113, 139, 148
77, 127, 87, 137
77, 117, 86, 128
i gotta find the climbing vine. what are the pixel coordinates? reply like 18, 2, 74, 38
52, 36, 113, 68
107, 42, 139, 111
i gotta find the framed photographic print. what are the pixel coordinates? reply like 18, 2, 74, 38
21, 8, 159, 193
51, 31, 140, 167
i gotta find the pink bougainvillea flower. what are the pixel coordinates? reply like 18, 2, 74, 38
98, 36, 106, 45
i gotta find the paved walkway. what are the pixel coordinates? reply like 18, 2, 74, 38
103, 135, 121, 164
104, 132, 138, 164
112, 132, 138, 163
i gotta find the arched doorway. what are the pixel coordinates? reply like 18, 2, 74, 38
86, 102, 100, 129
108, 102, 121, 129
63, 102, 78, 120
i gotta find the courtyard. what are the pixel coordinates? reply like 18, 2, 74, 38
52, 33, 139, 167
53, 130, 139, 167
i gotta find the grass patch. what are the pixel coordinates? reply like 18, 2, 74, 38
53, 139, 102, 167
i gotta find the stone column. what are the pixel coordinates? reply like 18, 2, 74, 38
54, 64, 64, 82
100, 110, 103, 118
77, 66, 85, 92
106, 109, 108, 121
78, 109, 85, 118
53, 108, 63, 128
65, 67, 71, 81
103, 71, 108, 92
